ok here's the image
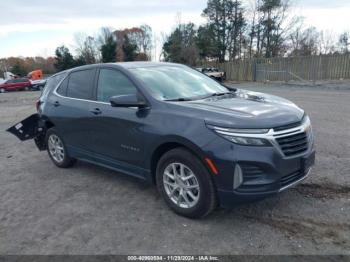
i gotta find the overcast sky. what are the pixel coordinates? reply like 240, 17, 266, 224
0, 0, 349, 58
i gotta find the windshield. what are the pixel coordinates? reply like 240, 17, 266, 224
130, 66, 229, 101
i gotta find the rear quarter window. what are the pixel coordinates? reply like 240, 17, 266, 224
41, 73, 66, 100
56, 77, 68, 96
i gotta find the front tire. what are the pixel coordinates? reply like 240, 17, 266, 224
46, 128, 76, 168
0, 88, 5, 93
156, 148, 217, 218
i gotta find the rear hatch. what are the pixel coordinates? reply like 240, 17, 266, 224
7, 114, 40, 141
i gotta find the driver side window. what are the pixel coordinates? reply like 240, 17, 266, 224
97, 69, 137, 103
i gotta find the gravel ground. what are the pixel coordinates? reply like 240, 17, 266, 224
0, 83, 349, 255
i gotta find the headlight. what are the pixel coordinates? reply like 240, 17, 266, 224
207, 125, 271, 146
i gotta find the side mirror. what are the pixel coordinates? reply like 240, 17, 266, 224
110, 94, 147, 108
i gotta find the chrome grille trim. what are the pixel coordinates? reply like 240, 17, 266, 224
210, 116, 313, 158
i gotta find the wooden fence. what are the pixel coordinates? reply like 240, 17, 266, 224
201, 54, 350, 82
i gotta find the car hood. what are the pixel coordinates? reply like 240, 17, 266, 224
178, 89, 304, 129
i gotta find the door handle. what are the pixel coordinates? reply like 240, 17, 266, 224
53, 101, 60, 107
90, 108, 102, 115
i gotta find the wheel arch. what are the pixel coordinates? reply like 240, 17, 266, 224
149, 136, 210, 184
34, 116, 56, 150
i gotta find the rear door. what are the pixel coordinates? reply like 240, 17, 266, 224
12, 79, 25, 90
47, 68, 98, 156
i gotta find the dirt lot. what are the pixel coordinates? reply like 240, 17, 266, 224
0, 82, 349, 255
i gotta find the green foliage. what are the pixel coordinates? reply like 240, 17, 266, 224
11, 62, 27, 76
54, 46, 76, 71
163, 23, 199, 65
101, 35, 117, 63
258, 0, 286, 58
202, 0, 245, 62
122, 35, 137, 61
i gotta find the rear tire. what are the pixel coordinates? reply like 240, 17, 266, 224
45, 128, 76, 168
0, 88, 5, 93
156, 148, 217, 218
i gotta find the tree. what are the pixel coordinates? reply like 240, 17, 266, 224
125, 25, 153, 60
319, 30, 336, 55
162, 23, 199, 65
339, 32, 350, 53
54, 46, 75, 71
256, 0, 291, 57
11, 62, 27, 76
122, 35, 138, 61
112, 26, 153, 62
202, 0, 246, 62
196, 24, 219, 60
289, 27, 319, 56
99, 28, 117, 63
74, 33, 99, 64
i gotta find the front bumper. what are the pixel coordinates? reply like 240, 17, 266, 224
213, 148, 316, 208
201, 120, 316, 208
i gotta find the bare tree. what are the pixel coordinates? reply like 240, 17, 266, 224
74, 33, 100, 64
319, 30, 336, 55
247, 0, 259, 58
338, 31, 350, 53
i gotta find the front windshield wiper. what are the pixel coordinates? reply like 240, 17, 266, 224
164, 98, 193, 102
203, 91, 234, 99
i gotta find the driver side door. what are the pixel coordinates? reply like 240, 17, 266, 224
90, 68, 148, 178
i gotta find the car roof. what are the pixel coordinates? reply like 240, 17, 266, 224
50, 62, 186, 78
105, 62, 185, 69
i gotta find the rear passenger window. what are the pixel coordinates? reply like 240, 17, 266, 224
97, 69, 137, 103
67, 69, 95, 100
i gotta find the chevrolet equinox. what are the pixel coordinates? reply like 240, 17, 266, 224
7, 62, 315, 218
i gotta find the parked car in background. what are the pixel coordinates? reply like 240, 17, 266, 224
0, 78, 32, 93
30, 78, 47, 91
7, 62, 315, 218
197, 67, 226, 82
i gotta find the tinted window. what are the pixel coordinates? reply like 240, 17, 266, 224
97, 69, 137, 103
56, 77, 68, 96
6, 80, 14, 84
41, 73, 65, 100
13, 78, 28, 83
67, 69, 95, 100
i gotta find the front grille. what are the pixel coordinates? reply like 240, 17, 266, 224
281, 170, 304, 187
276, 132, 309, 157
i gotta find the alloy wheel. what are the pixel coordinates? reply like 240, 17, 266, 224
48, 134, 65, 163
163, 163, 200, 209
